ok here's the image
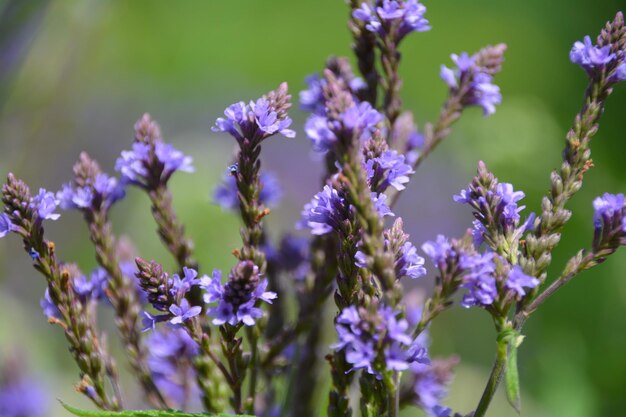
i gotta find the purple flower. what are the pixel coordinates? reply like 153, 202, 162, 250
342, 101, 384, 141
300, 185, 349, 235
421, 235, 454, 268
146, 328, 199, 408
612, 63, 626, 83
506, 266, 539, 298
31, 189, 60, 221
72, 268, 109, 302
333, 305, 419, 377
0, 364, 48, 417
570, 36, 616, 73
40, 289, 60, 320
440, 53, 502, 116
141, 311, 170, 332
371, 192, 394, 218
459, 252, 497, 308
304, 114, 337, 152
0, 213, 14, 238
169, 299, 202, 325
212, 95, 295, 144
593, 193, 625, 228
353, 0, 430, 42
300, 74, 326, 114
115, 141, 193, 185
204, 261, 275, 326
366, 149, 414, 192
396, 241, 427, 279
57, 173, 125, 212
170, 267, 201, 297
214, 169, 282, 210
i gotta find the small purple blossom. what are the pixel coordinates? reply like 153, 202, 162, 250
459, 252, 497, 308
115, 141, 194, 185
40, 289, 60, 320
57, 173, 125, 212
593, 193, 625, 228
0, 362, 48, 417
170, 267, 201, 297
570, 35, 616, 73
506, 265, 539, 299
169, 298, 202, 325
214, 169, 282, 210
440, 53, 502, 116
592, 193, 626, 248
31, 189, 60, 221
212, 95, 295, 144
333, 305, 425, 377
366, 149, 414, 192
396, 241, 427, 279
421, 235, 454, 268
304, 114, 338, 152
353, 0, 430, 42
371, 192, 394, 218
0, 213, 14, 238
300, 185, 349, 235
72, 268, 109, 302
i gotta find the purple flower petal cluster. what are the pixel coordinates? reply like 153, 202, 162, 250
396, 241, 427, 279
30, 189, 60, 221
506, 266, 540, 299
353, 0, 430, 42
570, 36, 626, 82
72, 267, 109, 302
366, 149, 414, 193
203, 261, 276, 326
58, 173, 125, 211
116, 141, 194, 186
300, 73, 367, 115
454, 167, 534, 247
440, 53, 502, 116
40, 289, 61, 320
459, 252, 497, 308
411, 362, 450, 416
146, 328, 199, 408
169, 298, 202, 325
0, 213, 13, 238
214, 169, 282, 211
421, 235, 455, 269
592, 192, 626, 248
300, 185, 350, 235
212, 97, 295, 144
304, 101, 383, 153
333, 305, 428, 377
0, 364, 48, 417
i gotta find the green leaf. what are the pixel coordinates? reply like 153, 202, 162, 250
505, 342, 522, 414
61, 402, 255, 417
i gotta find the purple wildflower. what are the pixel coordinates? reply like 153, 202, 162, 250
304, 114, 338, 152
421, 235, 455, 269
300, 185, 349, 235
57, 173, 125, 212
366, 149, 414, 192
31, 189, 60, 221
459, 252, 497, 308
371, 192, 394, 218
397, 241, 427, 279
204, 261, 276, 326
592, 193, 626, 249
0, 213, 13, 238
40, 289, 61, 320
353, 0, 430, 42
169, 299, 202, 325
170, 267, 201, 297
506, 266, 539, 299
570, 36, 616, 73
333, 305, 424, 377
72, 268, 109, 302
0, 361, 48, 417
440, 52, 502, 116
593, 193, 625, 228
146, 328, 199, 408
212, 94, 295, 144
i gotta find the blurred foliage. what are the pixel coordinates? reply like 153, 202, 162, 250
0, 1, 625, 416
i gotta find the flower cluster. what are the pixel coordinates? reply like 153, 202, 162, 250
213, 168, 282, 211
440, 45, 506, 116
454, 161, 534, 249
592, 192, 626, 251
146, 328, 199, 408
203, 261, 276, 326
300, 63, 365, 115
212, 84, 295, 144
333, 304, 429, 377
116, 114, 194, 187
0, 357, 48, 417
570, 36, 626, 82
57, 153, 125, 212
365, 149, 414, 193
353, 0, 430, 43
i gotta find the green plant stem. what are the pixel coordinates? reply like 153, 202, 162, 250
473, 339, 508, 417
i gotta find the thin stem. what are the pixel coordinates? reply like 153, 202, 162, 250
473, 339, 507, 417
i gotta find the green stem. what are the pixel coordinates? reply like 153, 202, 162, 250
474, 339, 508, 417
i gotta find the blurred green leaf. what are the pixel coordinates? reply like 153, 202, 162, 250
505, 342, 521, 414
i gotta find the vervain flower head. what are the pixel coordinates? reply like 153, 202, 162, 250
353, 0, 430, 43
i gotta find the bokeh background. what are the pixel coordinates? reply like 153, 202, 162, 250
0, 0, 625, 416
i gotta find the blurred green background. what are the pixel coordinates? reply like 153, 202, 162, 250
0, 0, 625, 416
